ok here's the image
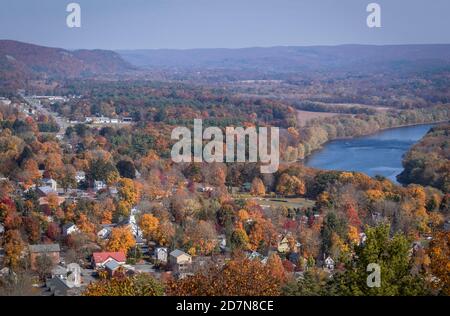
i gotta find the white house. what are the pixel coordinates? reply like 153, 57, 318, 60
154, 247, 168, 263
359, 232, 367, 245
217, 235, 227, 250
75, 171, 86, 183
43, 178, 58, 191
93, 116, 111, 124
0, 97, 11, 106
94, 180, 107, 191
97, 226, 113, 240
62, 223, 79, 236
324, 256, 335, 270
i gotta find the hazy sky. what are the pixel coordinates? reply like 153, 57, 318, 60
1, 0, 449, 49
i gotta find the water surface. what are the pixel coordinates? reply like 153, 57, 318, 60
305, 124, 435, 183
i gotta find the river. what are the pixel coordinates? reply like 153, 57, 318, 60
305, 124, 435, 183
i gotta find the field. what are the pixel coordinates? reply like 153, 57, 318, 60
296, 110, 339, 126
234, 195, 316, 210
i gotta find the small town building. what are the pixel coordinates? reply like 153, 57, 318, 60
154, 247, 168, 263
169, 249, 192, 278
42, 178, 58, 191
92, 251, 126, 268
29, 244, 61, 270
62, 223, 79, 236
324, 256, 335, 271
94, 180, 107, 191
97, 225, 114, 240
75, 171, 86, 183
105, 259, 122, 277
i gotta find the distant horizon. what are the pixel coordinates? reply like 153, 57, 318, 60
2, 38, 450, 52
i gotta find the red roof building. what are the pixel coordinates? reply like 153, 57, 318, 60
92, 252, 126, 268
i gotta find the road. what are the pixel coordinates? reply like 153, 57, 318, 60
23, 96, 72, 136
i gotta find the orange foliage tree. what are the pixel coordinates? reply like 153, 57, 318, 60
166, 256, 282, 296
250, 177, 266, 196
428, 231, 450, 295
107, 227, 136, 253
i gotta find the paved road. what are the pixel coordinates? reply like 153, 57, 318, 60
23, 97, 72, 135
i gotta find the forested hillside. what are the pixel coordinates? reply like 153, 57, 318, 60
398, 124, 450, 193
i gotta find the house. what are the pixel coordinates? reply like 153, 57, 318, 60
75, 171, 86, 183
93, 116, 111, 124
38, 195, 65, 208
324, 256, 335, 271
62, 223, 79, 236
217, 235, 227, 251
46, 263, 82, 296
29, 244, 61, 270
154, 247, 168, 263
97, 226, 113, 240
0, 223, 4, 235
277, 235, 291, 253
359, 232, 367, 245
0, 97, 11, 105
92, 251, 126, 268
36, 186, 57, 197
169, 250, 192, 277
199, 186, 214, 193
94, 180, 107, 191
246, 251, 264, 261
42, 178, 58, 191
105, 259, 122, 277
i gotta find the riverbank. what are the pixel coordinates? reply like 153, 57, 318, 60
304, 124, 437, 183
289, 105, 450, 163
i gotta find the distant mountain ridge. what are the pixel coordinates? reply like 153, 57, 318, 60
118, 44, 450, 73
0, 40, 135, 91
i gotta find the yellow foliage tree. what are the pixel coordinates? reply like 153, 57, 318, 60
139, 214, 160, 241
107, 227, 136, 253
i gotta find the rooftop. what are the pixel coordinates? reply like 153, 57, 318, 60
29, 243, 61, 253
92, 252, 126, 264
170, 249, 189, 258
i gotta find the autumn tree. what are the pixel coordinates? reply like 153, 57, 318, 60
266, 253, 288, 284
107, 227, 136, 253
183, 220, 218, 256
139, 213, 159, 242
35, 254, 54, 281
428, 231, 449, 295
3, 229, 24, 270
167, 256, 282, 296
118, 178, 141, 206
276, 173, 306, 196
250, 177, 266, 196
83, 273, 164, 296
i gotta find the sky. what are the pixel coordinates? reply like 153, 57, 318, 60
0, 0, 449, 50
